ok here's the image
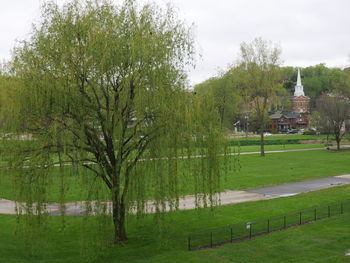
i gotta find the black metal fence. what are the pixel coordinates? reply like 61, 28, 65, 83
188, 200, 350, 250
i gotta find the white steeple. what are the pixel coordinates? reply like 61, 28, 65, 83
294, 68, 305, 96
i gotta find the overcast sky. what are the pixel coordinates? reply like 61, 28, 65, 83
1, 0, 350, 86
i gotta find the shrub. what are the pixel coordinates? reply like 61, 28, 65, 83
303, 130, 317, 135
228, 139, 300, 146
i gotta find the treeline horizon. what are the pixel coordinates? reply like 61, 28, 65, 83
194, 63, 350, 130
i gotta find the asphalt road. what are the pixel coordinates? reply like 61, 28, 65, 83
247, 174, 350, 197
1, 175, 350, 216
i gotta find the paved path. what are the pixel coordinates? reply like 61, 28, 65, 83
237, 147, 325, 156
237, 145, 350, 156
1, 174, 350, 216
247, 174, 350, 197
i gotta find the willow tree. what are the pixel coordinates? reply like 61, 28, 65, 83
194, 73, 241, 131
9, 0, 225, 244
236, 38, 282, 156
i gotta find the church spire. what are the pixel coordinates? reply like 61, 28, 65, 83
296, 68, 302, 86
294, 68, 305, 96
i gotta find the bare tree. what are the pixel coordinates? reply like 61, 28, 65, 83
236, 38, 282, 156
316, 94, 350, 150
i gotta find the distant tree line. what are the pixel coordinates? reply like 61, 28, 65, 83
194, 43, 350, 154
194, 61, 350, 132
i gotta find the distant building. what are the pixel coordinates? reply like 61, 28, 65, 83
269, 69, 310, 132
292, 69, 310, 113
269, 111, 309, 131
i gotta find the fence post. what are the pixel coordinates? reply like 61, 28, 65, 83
188, 236, 191, 251
299, 211, 302, 225
249, 223, 252, 239
210, 232, 213, 248
230, 228, 233, 243
341, 202, 343, 214
284, 216, 286, 229
267, 219, 270, 233
328, 206, 330, 217
314, 208, 317, 221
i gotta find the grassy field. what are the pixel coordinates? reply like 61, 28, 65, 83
1, 138, 350, 262
1, 149, 350, 202
223, 149, 350, 190
192, 213, 350, 263
0, 142, 343, 169
1, 185, 350, 262
228, 134, 334, 141
234, 143, 333, 152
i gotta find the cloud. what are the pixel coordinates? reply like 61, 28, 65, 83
1, 0, 349, 85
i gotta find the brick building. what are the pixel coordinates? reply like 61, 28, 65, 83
269, 69, 310, 132
269, 111, 309, 132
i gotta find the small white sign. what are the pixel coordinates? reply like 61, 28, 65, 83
246, 222, 251, 229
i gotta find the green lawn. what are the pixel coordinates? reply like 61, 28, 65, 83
228, 134, 334, 141
1, 139, 350, 262
222, 149, 350, 191
1, 185, 350, 262
193, 214, 350, 263
1, 149, 350, 202
235, 143, 325, 152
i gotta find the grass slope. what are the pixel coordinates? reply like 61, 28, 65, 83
235, 142, 348, 153
1, 185, 350, 262
1, 149, 350, 202
223, 149, 350, 190
192, 214, 350, 263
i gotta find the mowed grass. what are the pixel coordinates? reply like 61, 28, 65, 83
223, 149, 350, 190
229, 134, 333, 141
192, 214, 350, 263
1, 149, 350, 202
234, 143, 328, 152
0, 167, 90, 202
1, 185, 350, 262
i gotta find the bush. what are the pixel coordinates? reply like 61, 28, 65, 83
303, 130, 317, 135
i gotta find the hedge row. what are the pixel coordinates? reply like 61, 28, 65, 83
228, 139, 302, 146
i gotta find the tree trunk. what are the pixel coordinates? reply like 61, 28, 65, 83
260, 131, 265, 157
112, 194, 127, 244
336, 137, 340, 151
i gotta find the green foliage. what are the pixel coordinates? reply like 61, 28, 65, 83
234, 38, 283, 155
0, 75, 20, 131
3, 0, 228, 247
228, 138, 300, 146
194, 71, 242, 131
303, 130, 317, 135
280, 66, 297, 92
280, 64, 350, 109
229, 134, 334, 146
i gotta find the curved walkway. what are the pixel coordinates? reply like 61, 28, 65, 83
1, 175, 350, 216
